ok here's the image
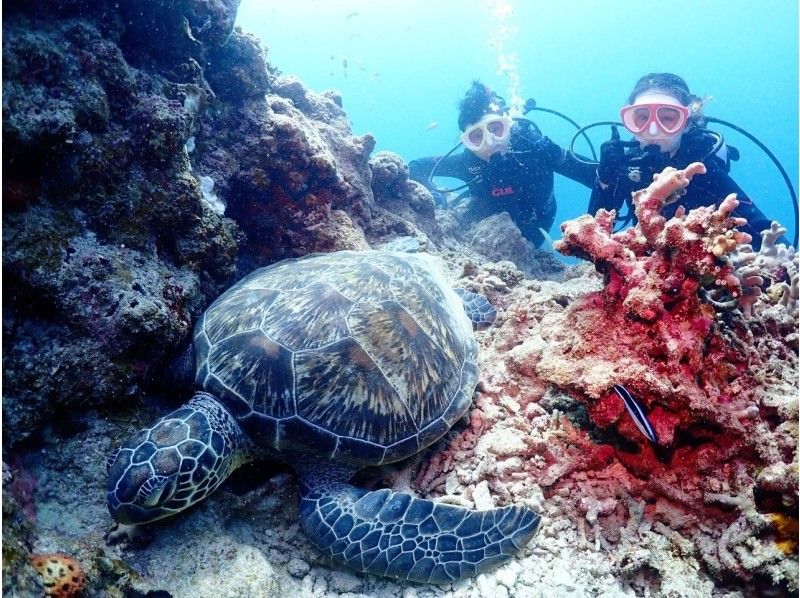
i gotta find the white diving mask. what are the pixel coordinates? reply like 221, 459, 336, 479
460, 114, 513, 161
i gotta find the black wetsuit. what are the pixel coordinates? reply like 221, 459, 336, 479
588, 127, 784, 250
409, 122, 596, 247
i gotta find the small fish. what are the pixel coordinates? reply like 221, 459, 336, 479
342, 57, 348, 78
426, 122, 439, 131
345, 11, 359, 19
612, 384, 658, 444
370, 72, 380, 81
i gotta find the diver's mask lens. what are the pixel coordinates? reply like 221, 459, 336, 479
467, 127, 484, 146
460, 115, 512, 152
620, 103, 689, 135
486, 119, 506, 136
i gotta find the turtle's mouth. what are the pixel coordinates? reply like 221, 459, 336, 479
136, 474, 178, 508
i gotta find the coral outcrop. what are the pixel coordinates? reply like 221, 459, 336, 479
194, 72, 378, 265
467, 212, 566, 280
544, 165, 798, 590
368, 150, 440, 242
3, 2, 241, 446
415, 163, 798, 594
3, 0, 416, 447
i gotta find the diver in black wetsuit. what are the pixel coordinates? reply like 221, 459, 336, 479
409, 81, 595, 248
589, 72, 788, 250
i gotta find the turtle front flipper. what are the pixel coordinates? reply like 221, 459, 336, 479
297, 463, 540, 584
454, 288, 497, 330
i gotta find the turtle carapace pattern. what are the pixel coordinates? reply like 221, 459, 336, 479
107, 250, 540, 585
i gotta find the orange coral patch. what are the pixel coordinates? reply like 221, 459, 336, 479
30, 553, 87, 598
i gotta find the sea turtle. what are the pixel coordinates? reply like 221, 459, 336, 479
106, 249, 540, 584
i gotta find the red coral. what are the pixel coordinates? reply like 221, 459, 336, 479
557, 164, 751, 324
545, 164, 767, 457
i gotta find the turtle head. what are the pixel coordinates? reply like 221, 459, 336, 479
106, 392, 248, 525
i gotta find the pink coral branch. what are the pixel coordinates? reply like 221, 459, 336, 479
556, 162, 756, 321
634, 162, 706, 244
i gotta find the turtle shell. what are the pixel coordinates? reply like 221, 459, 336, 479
193, 250, 478, 467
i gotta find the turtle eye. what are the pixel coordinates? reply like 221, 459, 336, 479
107, 448, 121, 473
137, 474, 178, 507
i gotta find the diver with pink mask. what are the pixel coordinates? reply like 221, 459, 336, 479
589, 73, 788, 249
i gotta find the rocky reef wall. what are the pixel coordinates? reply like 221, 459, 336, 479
2, 0, 440, 450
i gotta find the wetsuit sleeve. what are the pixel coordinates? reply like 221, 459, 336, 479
409, 153, 471, 185
587, 144, 664, 216
540, 137, 596, 188
694, 161, 788, 248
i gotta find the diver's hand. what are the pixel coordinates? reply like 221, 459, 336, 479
597, 126, 637, 185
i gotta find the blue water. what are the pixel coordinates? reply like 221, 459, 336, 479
237, 0, 798, 244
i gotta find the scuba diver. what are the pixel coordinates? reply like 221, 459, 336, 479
409, 81, 596, 248
587, 72, 792, 250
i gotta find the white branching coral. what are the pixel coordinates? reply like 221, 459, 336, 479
730, 222, 799, 318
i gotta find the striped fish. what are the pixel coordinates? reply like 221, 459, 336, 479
612, 384, 658, 444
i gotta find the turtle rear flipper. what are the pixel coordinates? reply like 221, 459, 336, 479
298, 465, 540, 584
454, 288, 497, 330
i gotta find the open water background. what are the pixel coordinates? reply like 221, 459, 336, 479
238, 0, 799, 244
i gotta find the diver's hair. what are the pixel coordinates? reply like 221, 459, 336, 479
628, 72, 706, 123
628, 73, 697, 106
458, 81, 505, 131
